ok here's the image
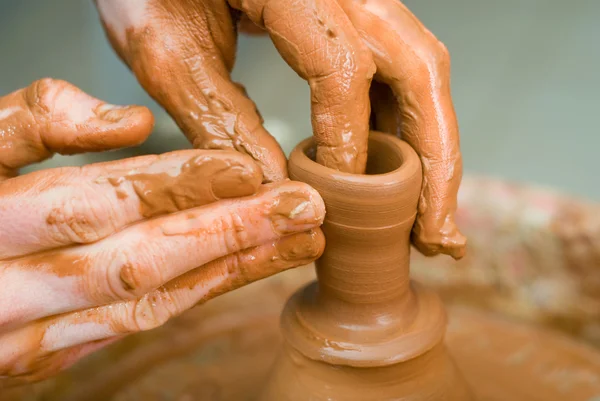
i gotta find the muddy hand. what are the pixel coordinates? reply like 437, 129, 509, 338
0, 79, 326, 387
94, 0, 465, 259
348, 0, 466, 259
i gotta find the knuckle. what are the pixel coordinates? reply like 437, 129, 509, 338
128, 290, 176, 332
415, 39, 451, 74
46, 186, 114, 245
223, 250, 242, 273
223, 252, 249, 284
101, 246, 163, 301
24, 78, 67, 120
311, 45, 374, 97
332, 45, 375, 84
353, 46, 376, 76
117, 259, 144, 296
119, 252, 162, 297
219, 212, 252, 254
434, 40, 450, 60
432, 40, 451, 68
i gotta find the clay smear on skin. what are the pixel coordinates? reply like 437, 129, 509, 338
104, 154, 259, 218
270, 192, 321, 236
39, 274, 227, 352
8, 250, 89, 279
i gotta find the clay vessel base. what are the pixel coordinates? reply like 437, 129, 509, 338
259, 342, 472, 401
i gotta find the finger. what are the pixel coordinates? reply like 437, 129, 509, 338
341, 0, 466, 259
94, 0, 288, 182
63, 230, 324, 345
2, 181, 325, 326
0, 149, 262, 259
0, 78, 154, 179
157, 228, 325, 309
231, 0, 375, 174
0, 230, 324, 368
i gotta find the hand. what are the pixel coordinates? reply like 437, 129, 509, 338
94, 0, 465, 259
0, 79, 326, 387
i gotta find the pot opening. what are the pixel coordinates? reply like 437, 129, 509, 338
303, 137, 404, 175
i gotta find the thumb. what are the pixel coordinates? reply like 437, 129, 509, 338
0, 78, 154, 178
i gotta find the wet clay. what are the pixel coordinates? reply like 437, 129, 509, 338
262, 343, 470, 401
6, 268, 600, 401
103, 151, 262, 218
259, 132, 472, 400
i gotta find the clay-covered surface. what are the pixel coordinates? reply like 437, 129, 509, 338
3, 266, 600, 401
448, 306, 600, 401
411, 176, 600, 346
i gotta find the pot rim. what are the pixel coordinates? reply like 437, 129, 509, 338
288, 131, 421, 190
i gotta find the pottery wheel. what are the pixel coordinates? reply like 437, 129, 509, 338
3, 267, 600, 401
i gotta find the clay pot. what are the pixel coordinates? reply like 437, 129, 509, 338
259, 132, 472, 400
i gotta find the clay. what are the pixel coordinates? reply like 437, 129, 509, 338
104, 152, 262, 218
259, 132, 472, 400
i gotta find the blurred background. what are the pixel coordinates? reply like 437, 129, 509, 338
0, 0, 598, 200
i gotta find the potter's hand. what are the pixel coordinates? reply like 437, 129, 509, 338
94, 0, 465, 260
0, 79, 326, 387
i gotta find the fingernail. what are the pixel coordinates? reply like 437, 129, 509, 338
276, 229, 326, 262
211, 164, 261, 199
95, 104, 134, 123
270, 189, 325, 235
